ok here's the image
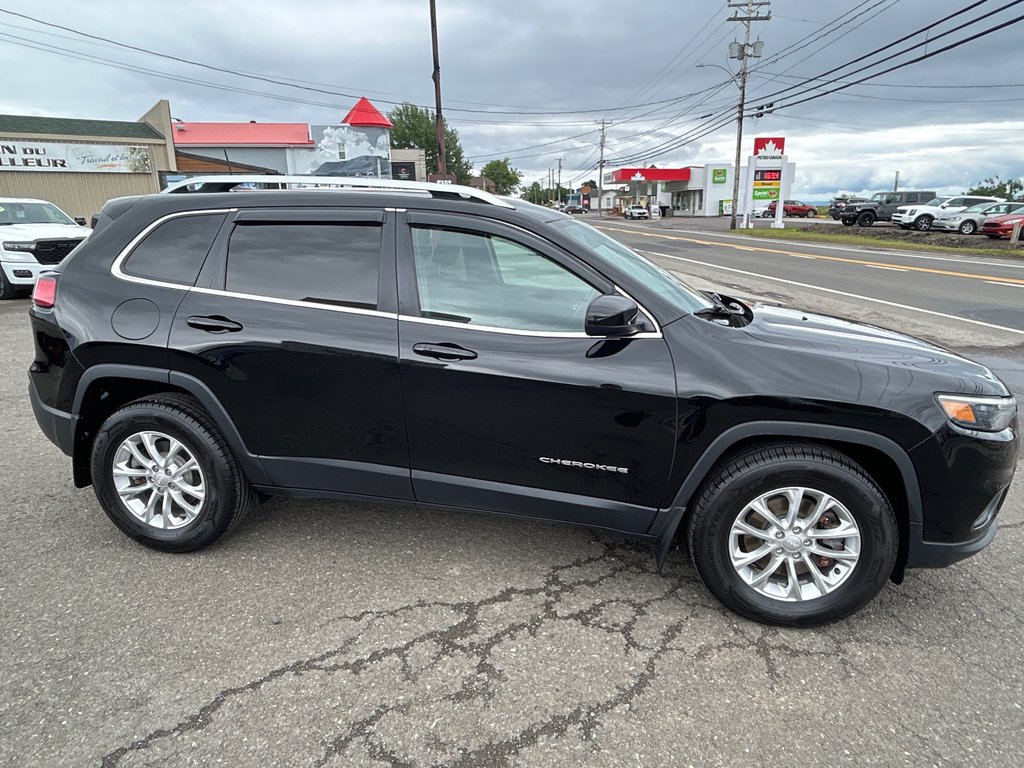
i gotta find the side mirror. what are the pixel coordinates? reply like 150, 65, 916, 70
73, 217, 87, 225
585, 295, 644, 337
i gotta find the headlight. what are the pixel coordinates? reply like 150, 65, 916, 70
937, 394, 1017, 432
907, 209, 917, 216
2, 242, 36, 261
3, 241, 35, 252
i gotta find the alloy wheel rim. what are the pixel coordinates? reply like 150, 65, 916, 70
111, 430, 206, 529
728, 487, 861, 602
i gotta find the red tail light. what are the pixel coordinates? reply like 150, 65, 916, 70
33, 276, 57, 308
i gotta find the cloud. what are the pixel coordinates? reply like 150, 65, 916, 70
1, 0, 1022, 197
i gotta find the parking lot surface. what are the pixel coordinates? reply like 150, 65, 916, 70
2, 261, 1022, 766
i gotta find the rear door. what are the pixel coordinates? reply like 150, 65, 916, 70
168, 207, 411, 499
395, 211, 677, 533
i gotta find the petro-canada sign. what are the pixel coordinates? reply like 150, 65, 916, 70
753, 137, 785, 159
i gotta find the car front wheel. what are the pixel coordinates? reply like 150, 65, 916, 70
90, 393, 254, 552
687, 443, 897, 626
805, 210, 815, 218
958, 220, 977, 235
0, 270, 19, 300
914, 215, 934, 231
856, 211, 876, 227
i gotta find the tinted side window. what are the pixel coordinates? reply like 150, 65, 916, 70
945, 198, 965, 207
123, 213, 224, 285
411, 226, 600, 332
226, 223, 382, 310
904, 194, 919, 204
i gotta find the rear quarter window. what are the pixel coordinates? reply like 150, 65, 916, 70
122, 213, 225, 285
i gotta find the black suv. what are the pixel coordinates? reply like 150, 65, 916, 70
840, 190, 937, 227
28, 176, 1018, 626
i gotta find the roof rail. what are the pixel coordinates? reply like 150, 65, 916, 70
159, 174, 516, 209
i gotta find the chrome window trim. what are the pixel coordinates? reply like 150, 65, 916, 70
189, 286, 398, 319
398, 313, 661, 339
110, 208, 236, 290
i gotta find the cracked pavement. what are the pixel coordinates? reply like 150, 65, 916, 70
2, 291, 1022, 767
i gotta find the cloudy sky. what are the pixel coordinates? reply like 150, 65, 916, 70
2, 0, 1023, 199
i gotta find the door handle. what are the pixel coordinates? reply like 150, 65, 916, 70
412, 342, 478, 361
187, 315, 244, 333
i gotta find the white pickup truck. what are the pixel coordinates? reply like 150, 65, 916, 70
0, 198, 91, 299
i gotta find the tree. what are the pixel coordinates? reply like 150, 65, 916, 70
521, 181, 544, 204
582, 179, 599, 190
387, 102, 473, 184
967, 176, 1023, 200
479, 158, 522, 195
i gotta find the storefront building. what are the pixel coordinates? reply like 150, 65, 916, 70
0, 100, 176, 221
604, 164, 736, 216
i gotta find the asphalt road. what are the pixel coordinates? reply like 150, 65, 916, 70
2, 224, 1023, 766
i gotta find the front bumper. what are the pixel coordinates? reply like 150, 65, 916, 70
904, 421, 1018, 568
1, 260, 48, 286
890, 213, 912, 225
929, 220, 961, 232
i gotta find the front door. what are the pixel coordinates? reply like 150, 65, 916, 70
169, 207, 411, 500
396, 211, 677, 533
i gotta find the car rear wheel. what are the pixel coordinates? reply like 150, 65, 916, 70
831, 214, 841, 220
687, 443, 897, 626
986, 234, 1002, 239
841, 218, 855, 226
856, 211, 876, 227
91, 393, 254, 552
805, 210, 815, 218
914, 215, 934, 231
958, 220, 977, 235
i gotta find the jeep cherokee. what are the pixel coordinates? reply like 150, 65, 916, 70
28, 176, 1018, 626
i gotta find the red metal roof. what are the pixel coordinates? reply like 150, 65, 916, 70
172, 122, 313, 146
341, 97, 393, 128
609, 167, 692, 183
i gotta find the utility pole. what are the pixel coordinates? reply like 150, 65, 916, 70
557, 158, 563, 207
893, 171, 900, 192
429, 0, 447, 177
726, 0, 770, 231
597, 119, 609, 218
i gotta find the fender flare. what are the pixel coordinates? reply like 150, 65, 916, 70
72, 364, 269, 485
649, 421, 923, 571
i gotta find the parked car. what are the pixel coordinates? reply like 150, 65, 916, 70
931, 201, 1024, 235
623, 204, 649, 220
0, 197, 91, 299
767, 200, 817, 217
828, 198, 868, 220
891, 195, 1003, 232
28, 175, 1018, 627
840, 190, 937, 227
563, 205, 587, 215
980, 212, 1024, 239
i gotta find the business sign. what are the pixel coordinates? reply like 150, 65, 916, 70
753, 137, 785, 159
428, 173, 456, 184
752, 188, 780, 200
711, 168, 727, 184
391, 161, 416, 181
608, 167, 691, 183
0, 141, 152, 173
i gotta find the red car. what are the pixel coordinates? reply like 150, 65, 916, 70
766, 200, 817, 217
981, 213, 1024, 239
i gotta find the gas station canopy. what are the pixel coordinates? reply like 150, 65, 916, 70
606, 167, 692, 183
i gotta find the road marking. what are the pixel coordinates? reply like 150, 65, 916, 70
600, 222, 1024, 270
986, 280, 1024, 288
595, 224, 1024, 287
865, 265, 908, 272
640, 249, 1024, 337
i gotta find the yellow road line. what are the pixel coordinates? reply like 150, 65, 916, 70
596, 224, 1024, 287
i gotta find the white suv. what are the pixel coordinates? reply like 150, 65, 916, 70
623, 204, 649, 220
0, 198, 91, 299
891, 195, 1002, 232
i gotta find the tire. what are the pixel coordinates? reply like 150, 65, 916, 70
958, 220, 977, 235
841, 218, 855, 227
0, 269, 19, 300
987, 234, 1001, 239
898, 225, 912, 230
90, 393, 254, 552
687, 443, 898, 626
856, 211, 876, 227
831, 214, 840, 220
914, 215, 933, 232
805, 210, 815, 218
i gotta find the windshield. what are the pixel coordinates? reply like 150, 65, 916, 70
870, 193, 887, 202
964, 202, 995, 213
552, 218, 715, 314
0, 201, 75, 226
923, 198, 946, 207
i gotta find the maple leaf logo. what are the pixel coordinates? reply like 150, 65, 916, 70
630, 172, 647, 181
759, 140, 781, 155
